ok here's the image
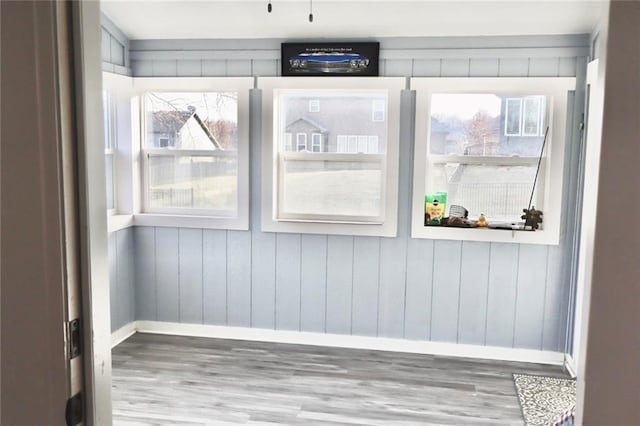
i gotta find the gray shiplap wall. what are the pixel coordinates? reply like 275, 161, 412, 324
120, 35, 589, 353
101, 14, 131, 76
108, 228, 136, 331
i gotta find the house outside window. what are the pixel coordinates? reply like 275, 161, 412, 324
136, 84, 251, 225
259, 77, 404, 237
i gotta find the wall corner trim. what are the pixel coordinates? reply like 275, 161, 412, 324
111, 322, 137, 349
564, 354, 577, 379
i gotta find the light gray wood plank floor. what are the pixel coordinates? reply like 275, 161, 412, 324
112, 333, 568, 425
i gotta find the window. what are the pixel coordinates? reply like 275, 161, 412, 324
311, 133, 323, 152
102, 91, 116, 212
142, 91, 239, 215
296, 133, 307, 151
410, 77, 575, 244
337, 135, 378, 153
505, 96, 546, 137
372, 99, 385, 122
259, 77, 404, 237
309, 99, 320, 112
133, 77, 252, 230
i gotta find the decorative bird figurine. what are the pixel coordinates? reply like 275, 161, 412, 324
521, 207, 543, 230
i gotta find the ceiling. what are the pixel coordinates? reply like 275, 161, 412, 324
101, 0, 607, 40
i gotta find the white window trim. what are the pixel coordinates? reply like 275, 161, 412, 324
103, 91, 117, 214
129, 76, 253, 231
103, 72, 136, 232
309, 99, 320, 112
410, 77, 576, 245
259, 76, 404, 237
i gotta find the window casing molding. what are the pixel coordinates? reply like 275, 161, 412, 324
103, 72, 136, 233
102, 75, 253, 231
259, 77, 405, 237
131, 77, 252, 231
410, 77, 576, 244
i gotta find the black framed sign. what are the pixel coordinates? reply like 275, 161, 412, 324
281, 42, 380, 77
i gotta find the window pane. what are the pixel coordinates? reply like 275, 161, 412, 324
282, 160, 382, 218
505, 99, 522, 136
428, 163, 538, 222
144, 92, 238, 150
279, 92, 387, 155
523, 97, 544, 136
148, 155, 238, 212
105, 154, 115, 210
430, 94, 547, 156
103, 91, 113, 150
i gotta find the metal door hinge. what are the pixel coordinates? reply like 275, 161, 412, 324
65, 392, 83, 426
66, 319, 81, 359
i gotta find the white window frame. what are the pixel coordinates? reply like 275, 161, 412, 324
410, 77, 575, 244
103, 72, 135, 233
259, 77, 404, 237
311, 133, 323, 152
296, 133, 307, 151
131, 77, 253, 230
309, 99, 320, 112
103, 90, 117, 214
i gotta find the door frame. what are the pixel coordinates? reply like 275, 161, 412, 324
71, 1, 114, 424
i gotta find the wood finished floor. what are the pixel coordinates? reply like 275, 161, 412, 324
112, 333, 567, 425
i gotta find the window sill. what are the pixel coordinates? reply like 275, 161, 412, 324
411, 225, 558, 245
133, 213, 249, 231
108, 214, 134, 233
262, 218, 397, 238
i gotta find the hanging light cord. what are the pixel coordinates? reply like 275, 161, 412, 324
268, 0, 314, 22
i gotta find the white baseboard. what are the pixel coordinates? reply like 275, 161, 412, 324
129, 320, 565, 366
564, 354, 577, 378
111, 321, 137, 348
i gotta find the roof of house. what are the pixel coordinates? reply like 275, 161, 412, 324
151, 108, 221, 149
151, 110, 194, 134
285, 117, 328, 133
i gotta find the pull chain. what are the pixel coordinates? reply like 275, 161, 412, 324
309, 0, 313, 22
267, 1, 272, 13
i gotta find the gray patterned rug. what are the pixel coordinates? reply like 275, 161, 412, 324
513, 373, 576, 426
